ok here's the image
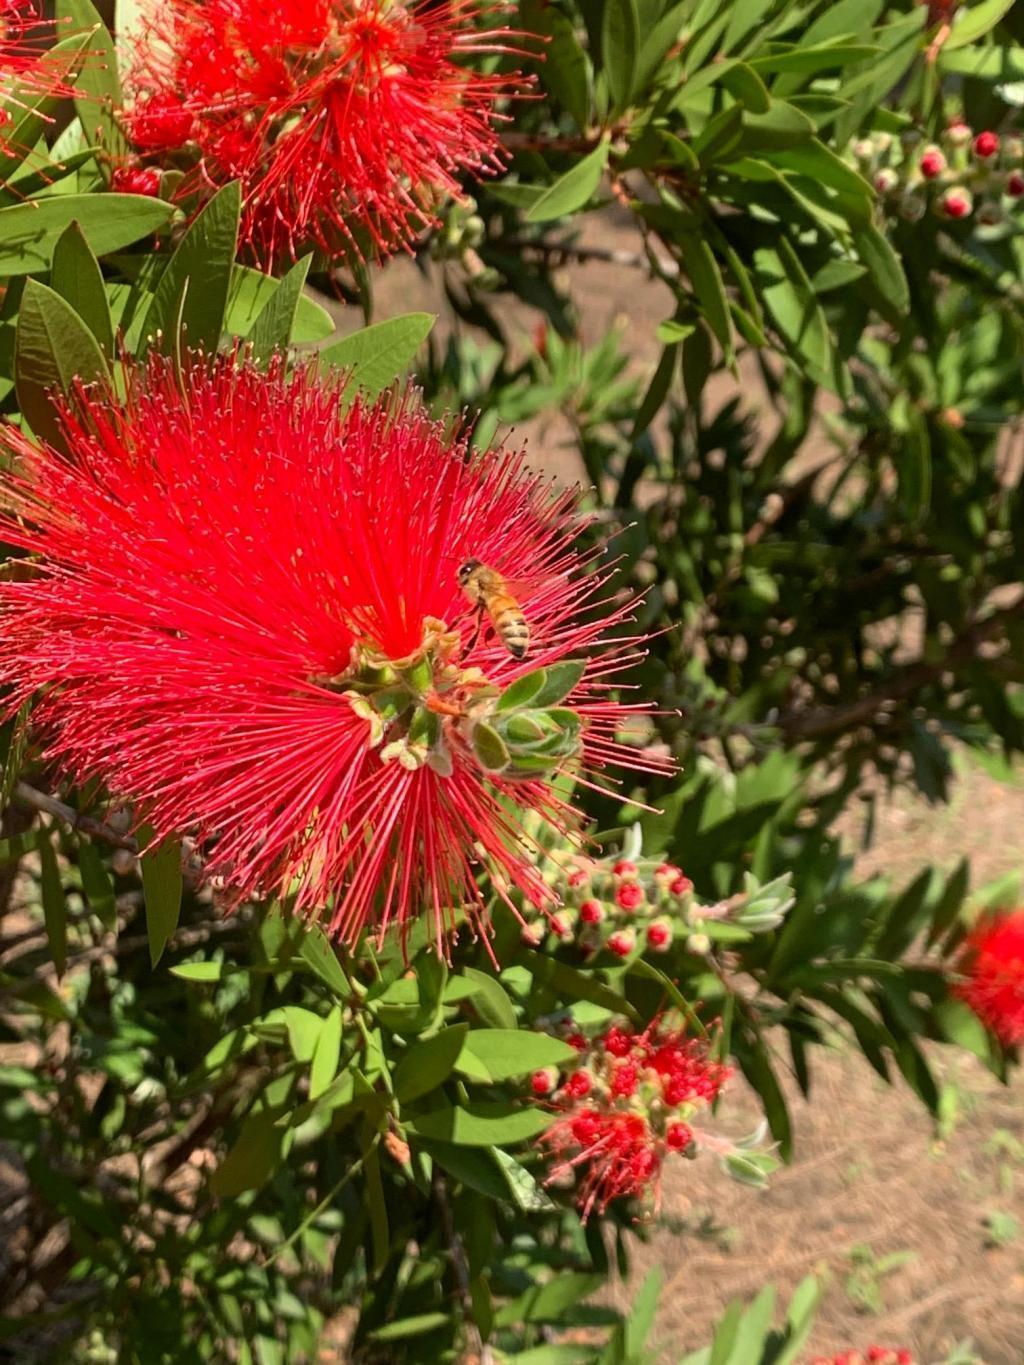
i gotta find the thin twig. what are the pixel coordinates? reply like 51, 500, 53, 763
434, 1169, 492, 1365
12, 781, 138, 851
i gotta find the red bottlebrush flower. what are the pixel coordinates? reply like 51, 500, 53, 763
540, 1016, 728, 1219
973, 129, 1000, 159
0, 353, 668, 951
956, 910, 1024, 1046
919, 146, 946, 179
122, 0, 531, 266
615, 881, 644, 913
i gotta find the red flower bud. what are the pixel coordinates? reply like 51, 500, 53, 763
920, 147, 946, 179
111, 165, 162, 197
615, 881, 645, 912
607, 929, 635, 958
670, 874, 693, 897
973, 129, 1000, 159
1007, 171, 1024, 198
531, 1068, 556, 1096
647, 920, 672, 951
941, 187, 973, 219
665, 1121, 693, 1151
579, 898, 604, 925
612, 858, 638, 877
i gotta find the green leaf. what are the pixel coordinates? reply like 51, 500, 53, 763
492, 1147, 556, 1212
678, 233, 733, 360
525, 140, 610, 223
0, 194, 173, 275
602, 0, 640, 114
473, 722, 511, 773
140, 833, 183, 967
248, 254, 313, 365
945, 0, 1017, 50
361, 1126, 389, 1273
211, 1113, 285, 1197
531, 662, 587, 708
297, 923, 352, 997
521, 951, 639, 1020
456, 1029, 576, 1083
57, 0, 128, 164
318, 312, 435, 397
418, 1140, 511, 1199
406, 1101, 555, 1146
754, 239, 833, 384
15, 278, 110, 448
462, 966, 518, 1029
78, 840, 116, 931
142, 182, 241, 356
496, 669, 548, 711
368, 1314, 450, 1343
309, 1004, 343, 1100
225, 266, 335, 343
852, 224, 910, 316
393, 1023, 469, 1103
39, 834, 66, 978
522, 0, 590, 129
739, 101, 816, 153
494, 1272, 605, 1327
720, 62, 771, 113
170, 961, 224, 984
51, 221, 114, 355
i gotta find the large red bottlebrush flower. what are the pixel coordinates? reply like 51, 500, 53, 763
0, 353, 666, 949
0, 2, 84, 158
955, 910, 1024, 1046
540, 1018, 731, 1220
121, 0, 528, 265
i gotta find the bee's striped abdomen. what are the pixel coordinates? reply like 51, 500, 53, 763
492, 601, 529, 659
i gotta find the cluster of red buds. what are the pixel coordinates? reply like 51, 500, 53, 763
809, 1349, 914, 1365
533, 1016, 752, 1219
853, 121, 1024, 225
519, 832, 794, 963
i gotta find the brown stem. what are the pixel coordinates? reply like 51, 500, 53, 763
12, 781, 138, 851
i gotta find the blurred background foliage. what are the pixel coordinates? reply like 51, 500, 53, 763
1, 0, 1023, 1360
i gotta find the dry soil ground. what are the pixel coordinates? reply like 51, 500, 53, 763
355, 215, 1024, 1364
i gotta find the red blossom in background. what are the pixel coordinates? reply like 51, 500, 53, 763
956, 910, 1024, 1046
121, 0, 530, 265
0, 354, 666, 949
540, 1018, 730, 1219
810, 1350, 914, 1365
0, 1, 85, 158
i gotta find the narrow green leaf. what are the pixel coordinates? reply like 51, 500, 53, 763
361, 1126, 389, 1273
461, 966, 518, 1029
368, 1314, 451, 1343
51, 221, 114, 355
211, 1113, 284, 1197
57, 0, 126, 162
602, 0, 640, 114
945, 0, 1017, 50
225, 265, 335, 342
39, 834, 66, 978
318, 312, 435, 398
406, 1101, 555, 1146
78, 840, 116, 931
678, 233, 734, 360
492, 1147, 557, 1212
525, 139, 610, 223
632, 341, 677, 438
15, 278, 110, 448
298, 923, 352, 997
170, 961, 224, 983
0, 195, 173, 275
393, 1023, 469, 1103
143, 181, 241, 356
520, 951, 640, 1020
521, 0, 591, 129
456, 1029, 576, 1083
248, 254, 313, 365
309, 1004, 343, 1100
141, 834, 183, 967
852, 223, 910, 315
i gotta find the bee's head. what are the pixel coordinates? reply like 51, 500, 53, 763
457, 558, 481, 586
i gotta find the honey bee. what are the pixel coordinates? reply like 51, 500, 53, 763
457, 559, 529, 660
